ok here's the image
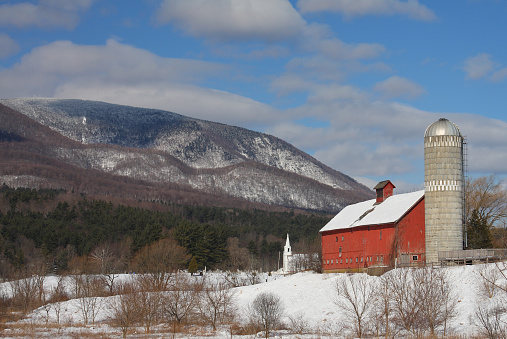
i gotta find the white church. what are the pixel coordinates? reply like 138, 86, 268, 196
282, 234, 319, 274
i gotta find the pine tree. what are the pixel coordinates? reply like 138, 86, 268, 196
467, 209, 493, 249
188, 256, 198, 274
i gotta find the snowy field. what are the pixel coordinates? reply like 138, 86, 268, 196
0, 263, 506, 338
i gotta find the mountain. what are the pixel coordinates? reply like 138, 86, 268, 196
0, 98, 373, 212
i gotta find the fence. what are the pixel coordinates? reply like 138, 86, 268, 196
438, 249, 507, 265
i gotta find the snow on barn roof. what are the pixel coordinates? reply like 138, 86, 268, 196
320, 190, 424, 233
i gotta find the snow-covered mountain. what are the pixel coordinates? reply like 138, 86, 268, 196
0, 98, 372, 212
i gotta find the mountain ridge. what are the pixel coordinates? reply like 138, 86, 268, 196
0, 98, 373, 212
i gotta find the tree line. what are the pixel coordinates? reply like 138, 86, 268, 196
0, 184, 328, 280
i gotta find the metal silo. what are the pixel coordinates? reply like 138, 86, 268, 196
424, 118, 464, 264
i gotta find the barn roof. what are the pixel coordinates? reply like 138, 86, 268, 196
320, 190, 424, 233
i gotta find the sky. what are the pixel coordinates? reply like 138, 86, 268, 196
1, 0, 507, 191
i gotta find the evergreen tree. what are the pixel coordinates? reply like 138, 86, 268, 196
467, 209, 493, 249
188, 256, 198, 274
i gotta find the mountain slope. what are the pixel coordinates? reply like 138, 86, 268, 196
0, 98, 373, 212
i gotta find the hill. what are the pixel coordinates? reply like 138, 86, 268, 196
0, 98, 373, 212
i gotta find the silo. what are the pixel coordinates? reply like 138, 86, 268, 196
424, 118, 464, 263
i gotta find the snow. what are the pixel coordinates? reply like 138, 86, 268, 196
320, 190, 425, 232
0, 98, 362, 212
1, 263, 505, 338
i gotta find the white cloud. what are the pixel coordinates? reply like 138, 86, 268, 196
0, 0, 95, 29
491, 67, 507, 83
0, 39, 226, 96
268, 98, 507, 183
0, 39, 280, 128
270, 74, 313, 96
305, 36, 385, 60
463, 53, 495, 80
374, 76, 425, 99
0, 33, 19, 59
307, 84, 369, 104
297, 0, 436, 21
54, 82, 280, 128
155, 0, 306, 43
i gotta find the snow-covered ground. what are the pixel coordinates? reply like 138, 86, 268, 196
0, 263, 505, 338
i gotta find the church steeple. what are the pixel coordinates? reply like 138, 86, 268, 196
283, 233, 292, 274
285, 233, 291, 254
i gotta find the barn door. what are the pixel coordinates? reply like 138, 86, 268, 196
400, 254, 410, 265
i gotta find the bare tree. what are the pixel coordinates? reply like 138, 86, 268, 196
131, 238, 190, 291
136, 282, 162, 333
9, 271, 45, 314
371, 273, 396, 338
477, 264, 502, 299
473, 261, 507, 338
478, 261, 507, 294
412, 267, 457, 336
383, 267, 457, 337
225, 237, 250, 271
385, 268, 421, 335
162, 273, 200, 324
109, 281, 141, 339
51, 275, 69, 325
288, 311, 310, 335
334, 273, 377, 338
474, 301, 507, 339
197, 279, 237, 331
72, 274, 105, 324
90, 242, 125, 295
251, 291, 285, 339
466, 175, 507, 228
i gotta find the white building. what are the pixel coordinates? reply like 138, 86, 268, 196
282, 234, 319, 274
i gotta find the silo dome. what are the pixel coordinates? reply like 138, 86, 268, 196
424, 118, 461, 137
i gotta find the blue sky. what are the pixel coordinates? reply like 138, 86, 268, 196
1, 0, 507, 191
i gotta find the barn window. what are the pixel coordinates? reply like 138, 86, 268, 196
345, 258, 348, 263
327, 260, 329, 264
380, 230, 382, 240
331, 259, 333, 264
339, 246, 342, 253
361, 257, 363, 263
340, 259, 342, 264
341, 236, 344, 241
413, 255, 418, 261
356, 257, 358, 263
336, 237, 338, 242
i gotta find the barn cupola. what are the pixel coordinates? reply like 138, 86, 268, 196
374, 180, 395, 204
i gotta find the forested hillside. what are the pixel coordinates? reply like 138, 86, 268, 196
0, 186, 329, 279
0, 99, 373, 213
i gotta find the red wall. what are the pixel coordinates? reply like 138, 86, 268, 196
321, 198, 425, 271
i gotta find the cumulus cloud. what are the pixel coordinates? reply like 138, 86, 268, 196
374, 76, 425, 99
297, 0, 436, 21
0, 39, 226, 96
463, 53, 495, 80
304, 36, 385, 60
54, 82, 280, 128
307, 84, 369, 104
491, 67, 507, 83
0, 39, 280, 128
268, 97, 507, 183
0, 0, 95, 29
0, 33, 19, 59
155, 0, 306, 43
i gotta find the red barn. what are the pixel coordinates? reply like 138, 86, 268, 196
320, 180, 425, 272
